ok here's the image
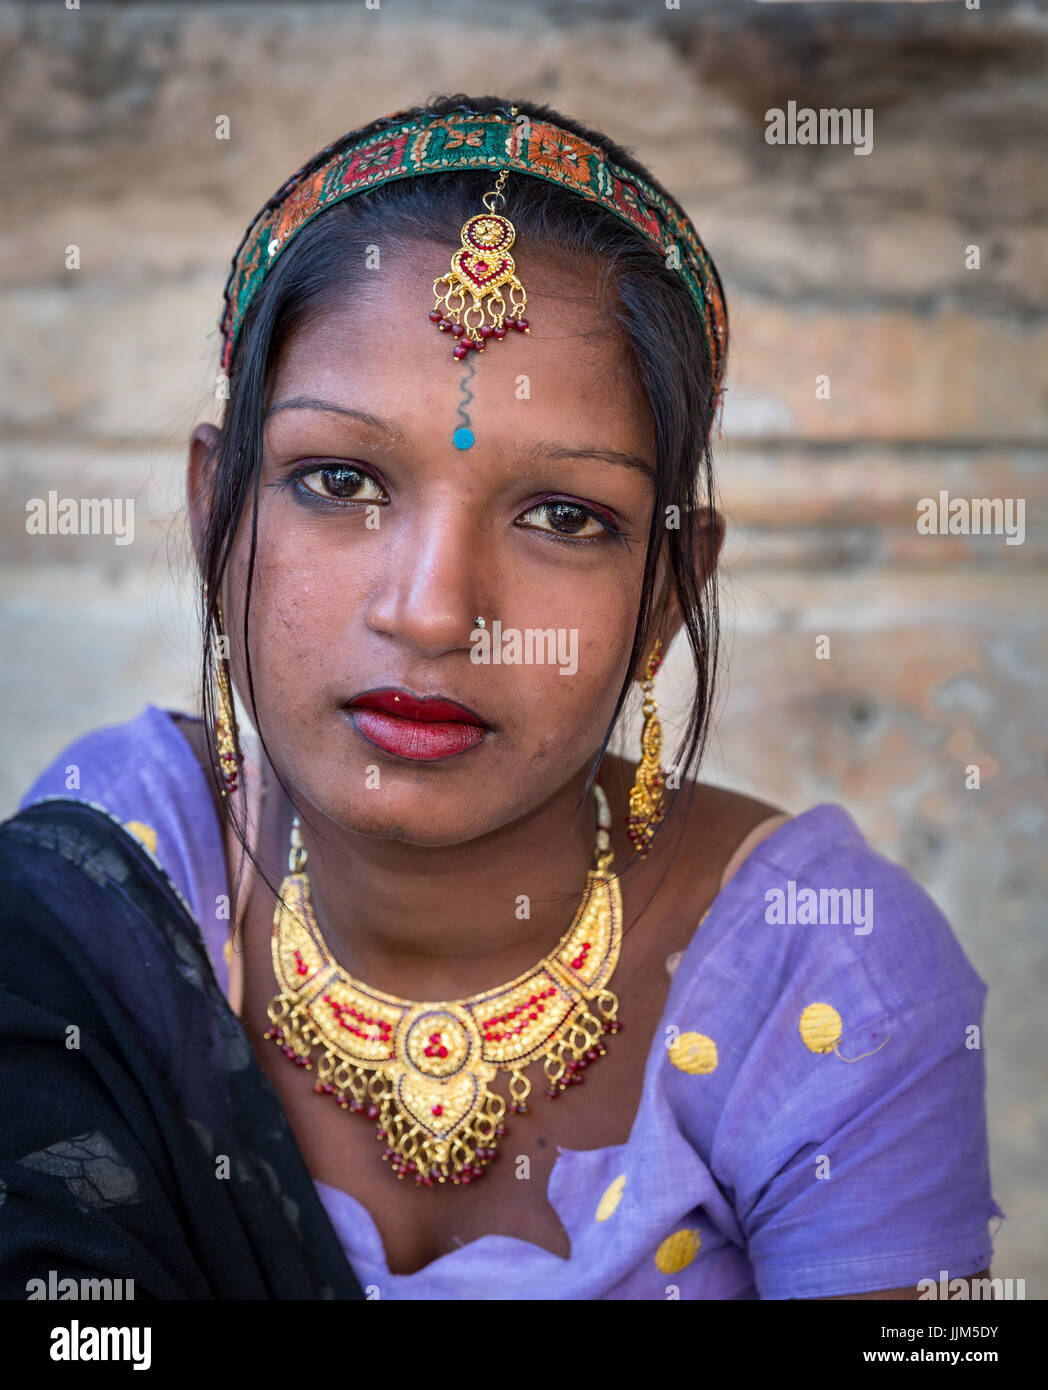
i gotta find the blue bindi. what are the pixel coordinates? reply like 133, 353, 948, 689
453, 427, 475, 451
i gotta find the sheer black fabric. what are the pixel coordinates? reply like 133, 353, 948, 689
0, 799, 365, 1300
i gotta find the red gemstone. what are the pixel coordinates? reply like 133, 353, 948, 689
451, 323, 465, 337
517, 317, 530, 331
438, 1046, 448, 1058
453, 345, 469, 360
432, 1104, 443, 1116
505, 317, 517, 329
493, 326, 507, 339
479, 325, 493, 338
476, 261, 489, 274
438, 318, 451, 331
365, 1104, 380, 1120
428, 310, 442, 323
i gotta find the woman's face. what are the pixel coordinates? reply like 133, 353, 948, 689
217, 242, 661, 847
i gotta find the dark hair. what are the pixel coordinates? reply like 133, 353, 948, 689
199, 93, 726, 921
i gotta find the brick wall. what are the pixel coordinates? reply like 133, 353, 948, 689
2, 0, 1043, 1290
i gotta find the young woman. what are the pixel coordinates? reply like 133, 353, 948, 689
1, 95, 1001, 1300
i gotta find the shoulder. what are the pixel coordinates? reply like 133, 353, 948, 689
668, 798, 985, 1021
21, 705, 195, 813
661, 798, 989, 1151
656, 803, 997, 1297
17, 705, 228, 934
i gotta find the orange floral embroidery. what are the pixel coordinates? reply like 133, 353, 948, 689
273, 167, 329, 244
527, 124, 590, 185
444, 126, 486, 151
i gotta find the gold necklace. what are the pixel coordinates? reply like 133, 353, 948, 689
264, 785, 623, 1188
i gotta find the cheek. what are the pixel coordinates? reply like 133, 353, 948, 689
223, 515, 358, 716
494, 600, 636, 765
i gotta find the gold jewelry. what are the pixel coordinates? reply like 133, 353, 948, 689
429, 168, 530, 361
627, 638, 666, 856
264, 786, 623, 1189
205, 585, 243, 797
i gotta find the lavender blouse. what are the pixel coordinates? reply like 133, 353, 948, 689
20, 705, 1002, 1300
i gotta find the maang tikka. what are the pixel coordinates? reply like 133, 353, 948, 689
429, 164, 530, 360
627, 638, 667, 856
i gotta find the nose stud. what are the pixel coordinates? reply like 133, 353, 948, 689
474, 616, 486, 628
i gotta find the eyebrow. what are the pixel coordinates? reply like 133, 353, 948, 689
264, 397, 652, 479
520, 440, 654, 481
264, 396, 401, 436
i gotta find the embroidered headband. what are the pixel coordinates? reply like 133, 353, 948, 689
218, 103, 727, 398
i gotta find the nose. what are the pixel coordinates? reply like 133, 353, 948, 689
364, 488, 489, 659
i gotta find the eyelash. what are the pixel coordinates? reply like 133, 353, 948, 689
273, 462, 630, 547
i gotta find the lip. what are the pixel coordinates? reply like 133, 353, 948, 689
344, 687, 491, 762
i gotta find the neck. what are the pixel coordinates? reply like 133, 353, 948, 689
274, 764, 610, 1001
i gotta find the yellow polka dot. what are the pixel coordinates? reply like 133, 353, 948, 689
668, 1031, 718, 1075
124, 821, 157, 855
655, 1228, 701, 1274
595, 1174, 626, 1223
799, 1002, 843, 1054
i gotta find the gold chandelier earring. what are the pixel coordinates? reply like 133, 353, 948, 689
205, 584, 243, 797
626, 637, 666, 856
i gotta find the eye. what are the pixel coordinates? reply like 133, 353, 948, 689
516, 499, 612, 541
296, 465, 387, 504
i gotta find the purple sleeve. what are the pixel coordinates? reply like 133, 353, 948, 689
662, 806, 1004, 1301
741, 985, 999, 1299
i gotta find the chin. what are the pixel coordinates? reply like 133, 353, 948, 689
308, 783, 498, 849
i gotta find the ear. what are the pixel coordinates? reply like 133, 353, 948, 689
187, 423, 222, 571
648, 503, 725, 658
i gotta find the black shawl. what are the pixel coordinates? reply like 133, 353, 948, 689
0, 798, 365, 1299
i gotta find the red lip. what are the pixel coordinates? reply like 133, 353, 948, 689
346, 689, 488, 725
344, 688, 490, 762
